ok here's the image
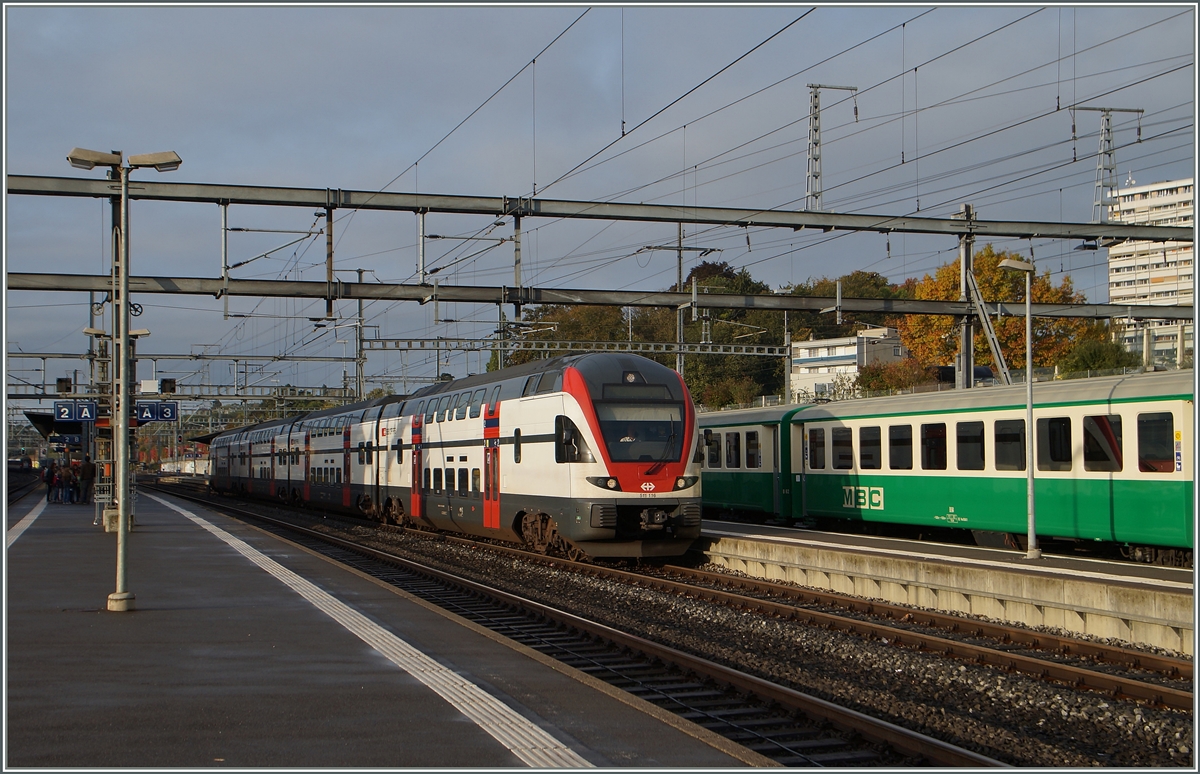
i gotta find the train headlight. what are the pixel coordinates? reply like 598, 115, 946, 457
673, 476, 699, 490
586, 476, 621, 491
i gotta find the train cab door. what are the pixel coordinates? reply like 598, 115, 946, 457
410, 417, 423, 519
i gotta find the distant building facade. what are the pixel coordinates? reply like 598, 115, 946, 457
790, 327, 908, 399
1107, 177, 1193, 364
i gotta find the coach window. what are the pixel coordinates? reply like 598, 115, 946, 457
994, 420, 1026, 471
433, 468, 443, 493
1137, 412, 1175, 473
514, 428, 522, 463
832, 427, 853, 470
956, 421, 985, 471
357, 442, 366, 466
536, 371, 559, 394
336, 468, 342, 484
469, 389, 486, 418
746, 431, 762, 468
423, 467, 431, 492
860, 426, 881, 470
458, 468, 469, 494
920, 423, 947, 470
523, 375, 540, 397
809, 428, 826, 470
455, 392, 470, 420
707, 432, 722, 468
725, 432, 742, 469
1036, 418, 1072, 471
488, 385, 502, 412
471, 468, 481, 495
424, 400, 437, 424
441, 395, 457, 422
1083, 415, 1123, 472
888, 425, 912, 470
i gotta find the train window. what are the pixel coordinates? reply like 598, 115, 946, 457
809, 428, 826, 470
831, 427, 853, 470
394, 440, 404, 466
514, 428, 522, 463
444, 467, 454, 493
471, 468, 481, 493
382, 401, 404, 420
555, 416, 595, 463
456, 392, 471, 420
488, 385, 501, 412
458, 468, 469, 494
357, 442, 366, 466
413, 400, 426, 421
746, 431, 761, 469
693, 442, 704, 464
860, 427, 881, 470
423, 467, 431, 492
725, 432, 742, 469
956, 422, 985, 471
707, 432, 722, 468
523, 375, 540, 397
889, 426, 912, 470
433, 468, 443, 493
536, 371, 559, 394
1083, 415, 1123, 472
1036, 418, 1072, 471
1137, 413, 1175, 473
438, 395, 455, 422
469, 389, 486, 418
920, 424, 947, 470
424, 400, 437, 423
336, 468, 342, 484
994, 420, 1026, 471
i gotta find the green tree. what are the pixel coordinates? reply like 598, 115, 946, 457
1057, 338, 1141, 375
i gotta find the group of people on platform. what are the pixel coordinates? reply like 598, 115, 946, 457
41, 456, 96, 505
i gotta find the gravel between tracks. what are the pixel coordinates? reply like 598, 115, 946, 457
305, 518, 1192, 767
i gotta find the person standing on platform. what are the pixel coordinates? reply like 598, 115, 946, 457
43, 462, 56, 503
79, 455, 96, 506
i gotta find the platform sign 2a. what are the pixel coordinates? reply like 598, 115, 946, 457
54, 401, 99, 422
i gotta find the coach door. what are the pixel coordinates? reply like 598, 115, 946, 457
270, 437, 277, 497
410, 416, 423, 519
482, 391, 501, 529
342, 422, 352, 508
302, 430, 311, 501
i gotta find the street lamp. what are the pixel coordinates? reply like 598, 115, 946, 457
999, 257, 1040, 560
69, 147, 181, 612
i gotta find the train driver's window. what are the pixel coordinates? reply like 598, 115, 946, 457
707, 432, 722, 468
433, 468, 443, 493
469, 389, 486, 418
920, 424, 947, 470
1083, 415, 1123, 472
860, 426, 881, 469
808, 428, 826, 470
956, 421, 985, 470
994, 420, 1025, 471
725, 432, 742, 469
458, 468, 469, 494
1037, 418, 1072, 471
514, 429, 522, 463
889, 426, 912, 470
1137, 412, 1175, 473
746, 431, 761, 468
831, 427, 853, 470
523, 375, 540, 397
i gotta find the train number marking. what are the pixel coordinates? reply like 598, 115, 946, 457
842, 486, 883, 510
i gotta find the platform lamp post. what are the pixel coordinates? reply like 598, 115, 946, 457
68, 147, 182, 612
998, 257, 1041, 560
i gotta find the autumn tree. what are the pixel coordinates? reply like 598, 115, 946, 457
893, 244, 1104, 371
784, 270, 908, 343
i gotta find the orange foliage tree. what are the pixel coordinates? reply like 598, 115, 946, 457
893, 244, 1105, 370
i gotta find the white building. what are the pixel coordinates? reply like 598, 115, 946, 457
790, 327, 908, 399
1107, 177, 1193, 363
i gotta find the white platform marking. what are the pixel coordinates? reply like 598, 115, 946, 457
147, 494, 592, 768
7, 498, 47, 548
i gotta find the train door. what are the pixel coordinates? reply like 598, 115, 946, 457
770, 424, 781, 516
342, 422, 352, 508
302, 430, 311, 501
270, 437, 277, 498
245, 437, 254, 496
482, 395, 501, 529
410, 416, 423, 519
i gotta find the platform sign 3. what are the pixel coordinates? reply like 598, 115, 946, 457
159, 402, 178, 422
135, 401, 180, 422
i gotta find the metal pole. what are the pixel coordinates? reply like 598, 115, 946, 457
109, 162, 135, 612
221, 203, 229, 320
957, 204, 975, 390
1024, 268, 1040, 560
513, 215, 522, 322
356, 268, 365, 399
676, 222, 684, 375
325, 208, 334, 319
417, 211, 426, 285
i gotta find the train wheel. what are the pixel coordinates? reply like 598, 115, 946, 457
520, 512, 556, 554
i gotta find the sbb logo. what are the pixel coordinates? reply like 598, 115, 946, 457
641, 482, 656, 492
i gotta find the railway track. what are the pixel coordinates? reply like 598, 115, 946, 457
148, 481, 1002, 767
7, 471, 41, 507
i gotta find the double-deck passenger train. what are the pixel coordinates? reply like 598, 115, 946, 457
209, 353, 703, 559
698, 370, 1193, 565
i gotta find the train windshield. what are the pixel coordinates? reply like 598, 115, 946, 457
594, 401, 685, 463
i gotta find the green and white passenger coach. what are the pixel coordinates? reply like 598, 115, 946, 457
698, 370, 1193, 565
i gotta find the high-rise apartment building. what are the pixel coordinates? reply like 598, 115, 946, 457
1106, 177, 1193, 363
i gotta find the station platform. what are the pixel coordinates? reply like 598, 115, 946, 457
6, 492, 764, 768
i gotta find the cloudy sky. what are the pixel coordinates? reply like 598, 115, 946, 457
4, 4, 1195, 401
